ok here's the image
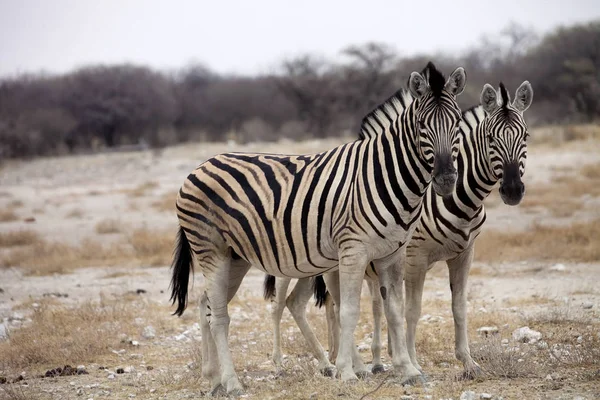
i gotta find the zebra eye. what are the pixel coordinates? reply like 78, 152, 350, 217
488, 135, 495, 144
418, 120, 426, 131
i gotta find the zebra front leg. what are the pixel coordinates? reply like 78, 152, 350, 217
271, 277, 292, 373
324, 270, 368, 378
367, 278, 385, 374
286, 277, 336, 376
376, 255, 423, 385
334, 250, 369, 381
447, 245, 482, 379
404, 260, 428, 373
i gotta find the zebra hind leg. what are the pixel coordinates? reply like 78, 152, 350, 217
203, 252, 247, 396
367, 278, 385, 374
286, 277, 336, 377
270, 276, 291, 374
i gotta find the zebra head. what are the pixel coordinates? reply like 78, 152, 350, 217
408, 62, 466, 196
480, 81, 534, 206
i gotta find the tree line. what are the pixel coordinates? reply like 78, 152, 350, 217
0, 20, 598, 158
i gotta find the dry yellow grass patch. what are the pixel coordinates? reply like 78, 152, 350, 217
0, 299, 137, 371
533, 124, 600, 145
127, 181, 160, 197
95, 218, 122, 234
0, 230, 40, 248
521, 161, 600, 217
475, 218, 600, 263
1, 228, 176, 274
65, 208, 84, 219
0, 209, 18, 223
151, 191, 176, 212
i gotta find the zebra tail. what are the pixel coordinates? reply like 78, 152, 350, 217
170, 225, 193, 316
264, 275, 276, 300
313, 275, 329, 308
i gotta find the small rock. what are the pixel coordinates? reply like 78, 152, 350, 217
536, 341, 549, 350
549, 263, 566, 271
70, 381, 76, 386
577, 336, 583, 344
439, 362, 450, 368
478, 307, 488, 313
460, 391, 476, 400
150, 389, 156, 393
480, 394, 492, 400
400, 396, 413, 400
501, 339, 509, 345
477, 326, 499, 337
124, 366, 135, 373
357, 343, 369, 352
0, 323, 7, 339
545, 374, 553, 380
512, 326, 542, 344
130, 340, 139, 347
582, 302, 593, 309
142, 326, 156, 339
9, 312, 24, 321
309, 392, 318, 399
107, 373, 115, 380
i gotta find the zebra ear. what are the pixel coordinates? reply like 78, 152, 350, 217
444, 67, 466, 96
408, 72, 428, 99
480, 84, 499, 114
513, 81, 533, 112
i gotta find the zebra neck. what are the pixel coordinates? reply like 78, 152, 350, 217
448, 124, 498, 218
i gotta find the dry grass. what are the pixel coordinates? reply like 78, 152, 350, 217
65, 208, 84, 219
95, 218, 122, 234
0, 209, 18, 223
472, 336, 540, 378
0, 299, 137, 370
0, 230, 40, 248
0, 228, 176, 274
520, 161, 600, 217
127, 181, 159, 197
475, 218, 600, 263
533, 124, 600, 145
151, 191, 176, 212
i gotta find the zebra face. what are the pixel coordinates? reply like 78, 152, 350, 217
480, 81, 534, 206
408, 62, 466, 196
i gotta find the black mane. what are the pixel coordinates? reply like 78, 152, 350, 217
423, 61, 446, 98
499, 82, 510, 109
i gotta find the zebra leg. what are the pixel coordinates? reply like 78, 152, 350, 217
447, 245, 482, 379
200, 292, 221, 390
271, 277, 292, 373
367, 278, 385, 374
404, 259, 428, 373
333, 250, 369, 381
375, 253, 423, 385
204, 254, 249, 396
286, 277, 336, 376
324, 281, 339, 363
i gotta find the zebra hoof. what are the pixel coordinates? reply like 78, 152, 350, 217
208, 384, 226, 397
401, 374, 426, 387
321, 367, 336, 378
460, 365, 483, 380
371, 364, 385, 374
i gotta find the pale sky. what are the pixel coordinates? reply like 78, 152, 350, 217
0, 0, 598, 77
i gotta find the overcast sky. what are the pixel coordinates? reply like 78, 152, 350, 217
0, 0, 598, 77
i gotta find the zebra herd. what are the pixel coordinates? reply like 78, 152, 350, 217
169, 61, 533, 396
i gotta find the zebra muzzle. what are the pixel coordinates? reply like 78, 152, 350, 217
432, 153, 457, 196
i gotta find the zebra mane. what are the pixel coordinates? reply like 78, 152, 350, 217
358, 88, 414, 140
499, 82, 510, 109
422, 62, 446, 98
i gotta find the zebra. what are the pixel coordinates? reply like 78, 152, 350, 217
170, 61, 466, 395
266, 80, 534, 378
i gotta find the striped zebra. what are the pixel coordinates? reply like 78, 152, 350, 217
170, 62, 466, 395
267, 80, 534, 378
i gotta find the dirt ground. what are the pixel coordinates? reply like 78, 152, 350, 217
0, 134, 599, 399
